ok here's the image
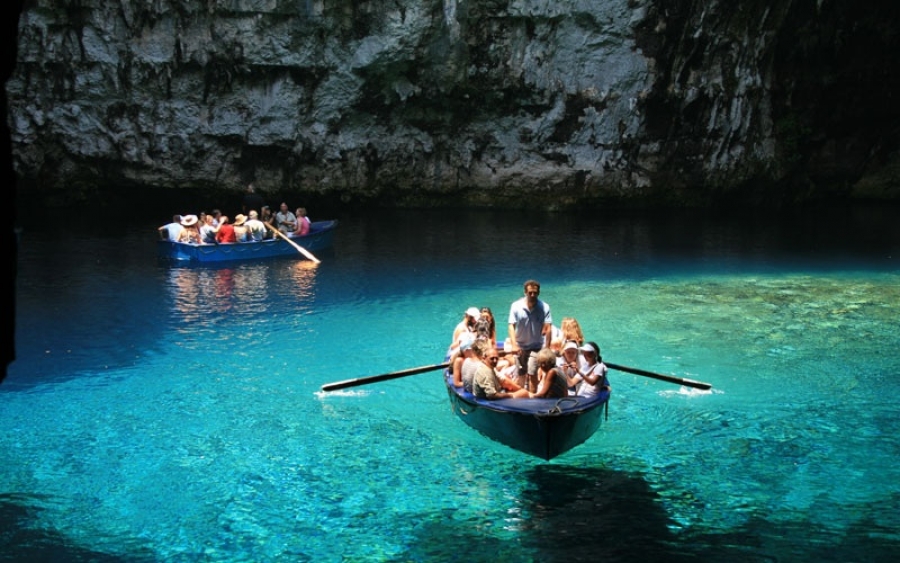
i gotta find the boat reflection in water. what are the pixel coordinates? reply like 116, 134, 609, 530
164, 261, 319, 325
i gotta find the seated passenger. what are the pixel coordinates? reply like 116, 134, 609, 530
556, 340, 582, 394
260, 206, 275, 238
215, 216, 236, 243
158, 215, 184, 241
232, 214, 248, 242
294, 207, 311, 236
575, 342, 611, 398
560, 317, 585, 345
531, 348, 569, 399
452, 335, 477, 390
274, 202, 297, 233
549, 336, 564, 357
449, 307, 480, 356
472, 345, 530, 400
199, 214, 219, 244
244, 210, 267, 241
475, 307, 496, 346
176, 215, 200, 243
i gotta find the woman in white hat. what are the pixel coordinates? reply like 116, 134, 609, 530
449, 307, 481, 353
557, 340, 582, 394
232, 214, 249, 242
574, 342, 610, 398
176, 215, 201, 244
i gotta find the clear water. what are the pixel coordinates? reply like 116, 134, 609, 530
3, 205, 900, 562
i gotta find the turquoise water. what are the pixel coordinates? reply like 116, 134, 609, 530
3, 206, 900, 562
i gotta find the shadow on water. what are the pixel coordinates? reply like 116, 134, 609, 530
2, 474, 898, 561
389, 465, 900, 563
0, 494, 155, 563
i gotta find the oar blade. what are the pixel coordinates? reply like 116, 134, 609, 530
266, 222, 321, 263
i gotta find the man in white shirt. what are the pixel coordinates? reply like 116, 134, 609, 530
244, 210, 267, 241
506, 279, 552, 392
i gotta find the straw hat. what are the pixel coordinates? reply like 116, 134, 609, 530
180, 214, 198, 227
233, 214, 247, 226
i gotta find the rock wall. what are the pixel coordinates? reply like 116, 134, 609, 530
7, 0, 900, 208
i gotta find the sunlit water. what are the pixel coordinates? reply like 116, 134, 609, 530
3, 205, 900, 562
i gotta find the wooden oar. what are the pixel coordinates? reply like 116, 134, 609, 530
605, 362, 712, 390
321, 362, 451, 392
265, 223, 321, 263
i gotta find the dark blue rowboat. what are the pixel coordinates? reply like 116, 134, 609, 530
157, 220, 338, 263
444, 368, 610, 460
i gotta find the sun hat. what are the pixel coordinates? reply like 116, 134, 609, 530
563, 341, 579, 352
233, 214, 247, 226
459, 334, 475, 352
465, 307, 481, 320
180, 214, 198, 227
579, 342, 599, 356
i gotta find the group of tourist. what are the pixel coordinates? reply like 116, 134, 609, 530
449, 280, 611, 401
158, 185, 312, 244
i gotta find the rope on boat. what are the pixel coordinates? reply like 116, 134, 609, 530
547, 397, 579, 415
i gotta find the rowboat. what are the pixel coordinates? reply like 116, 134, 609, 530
158, 220, 338, 263
444, 367, 610, 460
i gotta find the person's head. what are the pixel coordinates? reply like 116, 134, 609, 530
280, 202, 289, 212
579, 342, 601, 363
480, 307, 493, 322
204, 214, 215, 225
523, 280, 541, 304
172, 214, 181, 223
296, 207, 307, 217
220, 216, 229, 225
550, 337, 563, 354
562, 340, 579, 361
480, 343, 500, 367
248, 210, 258, 219
247, 183, 255, 193
212, 209, 221, 218
536, 348, 557, 370
561, 317, 583, 343
261, 205, 271, 215
465, 307, 481, 326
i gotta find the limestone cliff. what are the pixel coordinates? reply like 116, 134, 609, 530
7, 0, 900, 207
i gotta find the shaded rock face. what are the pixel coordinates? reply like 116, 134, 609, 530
6, 0, 900, 208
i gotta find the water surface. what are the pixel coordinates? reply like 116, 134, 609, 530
3, 205, 900, 562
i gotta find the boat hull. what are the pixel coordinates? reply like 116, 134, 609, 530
445, 371, 609, 460
158, 220, 337, 263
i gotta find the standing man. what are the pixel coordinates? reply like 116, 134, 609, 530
242, 183, 265, 215
507, 279, 552, 392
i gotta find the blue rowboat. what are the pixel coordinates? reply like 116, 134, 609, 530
444, 368, 610, 460
158, 220, 338, 263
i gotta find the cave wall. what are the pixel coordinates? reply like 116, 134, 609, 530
6, 0, 900, 208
